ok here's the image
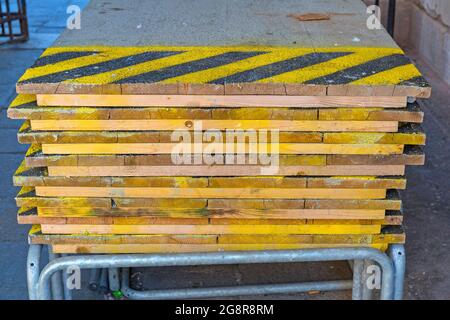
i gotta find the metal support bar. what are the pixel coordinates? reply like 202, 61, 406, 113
388, 244, 406, 300
372, 0, 396, 36
361, 259, 376, 300
88, 268, 101, 292
48, 248, 63, 300
99, 268, 109, 294
387, 0, 397, 37
26, 244, 42, 300
352, 260, 364, 300
60, 254, 72, 300
108, 268, 120, 292
34, 248, 395, 300
120, 268, 352, 300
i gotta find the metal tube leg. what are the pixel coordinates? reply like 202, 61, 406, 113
388, 244, 405, 300
108, 268, 120, 292
37, 248, 395, 300
88, 269, 101, 292
120, 268, 352, 300
48, 247, 64, 300
352, 260, 364, 300
361, 260, 376, 300
61, 254, 73, 300
99, 268, 109, 295
27, 244, 43, 300
387, 0, 397, 36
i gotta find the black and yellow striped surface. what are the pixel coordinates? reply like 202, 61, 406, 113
16, 46, 430, 96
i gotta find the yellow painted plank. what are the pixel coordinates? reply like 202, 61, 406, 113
30, 119, 398, 132
17, 46, 427, 99
34, 186, 386, 199
41, 224, 381, 235
36, 207, 386, 220
41, 143, 404, 155
50, 243, 387, 254
36, 94, 407, 108
47, 165, 406, 177
323, 132, 426, 145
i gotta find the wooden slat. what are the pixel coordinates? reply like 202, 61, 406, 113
23, 146, 423, 168
49, 243, 389, 254
15, 164, 407, 189
40, 223, 381, 235
29, 119, 399, 132
36, 94, 408, 108
46, 165, 406, 176
41, 143, 405, 155
7, 96, 423, 123
34, 186, 387, 199
16, 188, 402, 210
19, 208, 391, 224
30, 207, 386, 220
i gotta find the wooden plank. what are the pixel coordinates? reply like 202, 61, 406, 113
318, 104, 424, 123
8, 95, 423, 122
16, 188, 403, 210
41, 143, 404, 155
13, 163, 407, 190
28, 225, 404, 247
34, 186, 387, 199
47, 165, 406, 176
49, 243, 389, 254
303, 190, 402, 210
23, 147, 422, 168
15, 0, 430, 97
18, 128, 323, 144
36, 94, 408, 108
29, 227, 402, 246
323, 131, 425, 145
326, 148, 425, 165
31, 207, 386, 220
306, 177, 406, 189
19, 208, 390, 225
29, 119, 399, 132
19, 125, 424, 145
40, 223, 381, 235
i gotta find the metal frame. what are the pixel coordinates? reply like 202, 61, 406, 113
27, 245, 406, 300
374, 0, 397, 36
0, 0, 28, 43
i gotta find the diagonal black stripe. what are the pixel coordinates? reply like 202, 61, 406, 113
305, 53, 412, 85
31, 51, 99, 68
20, 51, 184, 84
209, 52, 352, 84
115, 51, 266, 84
397, 76, 429, 87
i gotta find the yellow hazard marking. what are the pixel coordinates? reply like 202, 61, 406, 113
18, 46, 424, 86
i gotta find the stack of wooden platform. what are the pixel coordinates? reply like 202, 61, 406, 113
7, 0, 430, 254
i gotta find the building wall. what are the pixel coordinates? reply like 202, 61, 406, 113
408, 0, 450, 85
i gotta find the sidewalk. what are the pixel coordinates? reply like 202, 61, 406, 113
0, 0, 89, 299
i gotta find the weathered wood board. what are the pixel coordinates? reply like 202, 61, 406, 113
18, 207, 403, 225
28, 225, 405, 254
7, 95, 425, 122
15, 188, 403, 210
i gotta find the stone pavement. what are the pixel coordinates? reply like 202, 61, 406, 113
0, 0, 449, 300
